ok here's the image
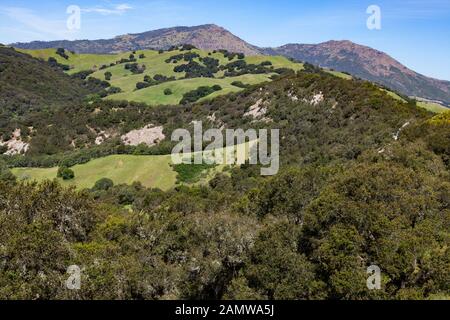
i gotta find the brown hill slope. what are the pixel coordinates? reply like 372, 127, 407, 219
264, 41, 450, 105
12, 24, 260, 56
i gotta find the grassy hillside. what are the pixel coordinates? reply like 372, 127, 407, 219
380, 88, 407, 103
417, 101, 449, 113
108, 74, 272, 105
18, 47, 303, 105
2, 59, 449, 300
12, 154, 177, 190
325, 69, 353, 80
11, 142, 255, 190
17, 48, 130, 75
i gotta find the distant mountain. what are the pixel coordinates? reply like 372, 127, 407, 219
11, 25, 450, 105
264, 41, 450, 105
12, 24, 261, 56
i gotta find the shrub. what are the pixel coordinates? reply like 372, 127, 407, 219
47, 57, 70, 71
104, 72, 112, 81
173, 162, 216, 183
136, 82, 151, 90
56, 48, 69, 59
231, 81, 249, 88
125, 63, 146, 74
0, 145, 8, 154
164, 88, 173, 95
92, 178, 114, 191
107, 86, 122, 95
0, 160, 15, 182
71, 70, 94, 80
57, 166, 75, 180
180, 85, 222, 104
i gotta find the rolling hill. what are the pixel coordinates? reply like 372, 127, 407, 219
0, 46, 92, 110
18, 47, 303, 105
1, 41, 449, 300
12, 24, 450, 105
0, 46, 102, 152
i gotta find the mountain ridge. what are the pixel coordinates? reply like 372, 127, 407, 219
264, 40, 450, 105
11, 24, 261, 56
10, 24, 450, 105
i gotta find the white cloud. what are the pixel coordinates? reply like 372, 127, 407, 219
82, 3, 133, 15
0, 7, 77, 40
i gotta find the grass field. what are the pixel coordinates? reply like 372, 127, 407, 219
325, 69, 353, 80
380, 88, 407, 103
17, 48, 130, 75
12, 154, 178, 191
417, 101, 449, 113
11, 142, 256, 190
18, 47, 303, 105
107, 74, 272, 105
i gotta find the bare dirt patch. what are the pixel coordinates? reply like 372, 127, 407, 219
121, 125, 165, 146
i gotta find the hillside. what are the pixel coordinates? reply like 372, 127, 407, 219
1, 64, 449, 300
265, 41, 450, 105
0, 46, 104, 154
12, 24, 450, 105
0, 46, 92, 111
18, 47, 303, 105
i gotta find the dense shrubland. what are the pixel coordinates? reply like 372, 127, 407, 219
1, 138, 448, 299
1, 48, 449, 299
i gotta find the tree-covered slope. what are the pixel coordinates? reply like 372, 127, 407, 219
0, 46, 91, 112
0, 46, 103, 141
0, 72, 449, 299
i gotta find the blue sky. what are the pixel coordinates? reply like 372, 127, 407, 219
0, 0, 449, 80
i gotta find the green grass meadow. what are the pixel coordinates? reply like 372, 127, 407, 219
19, 48, 304, 105
13, 154, 177, 191
417, 101, 449, 113
11, 141, 256, 190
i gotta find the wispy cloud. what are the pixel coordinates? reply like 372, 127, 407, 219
82, 3, 133, 15
0, 7, 75, 40
0, 3, 134, 42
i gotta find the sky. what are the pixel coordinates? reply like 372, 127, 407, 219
0, 0, 449, 80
